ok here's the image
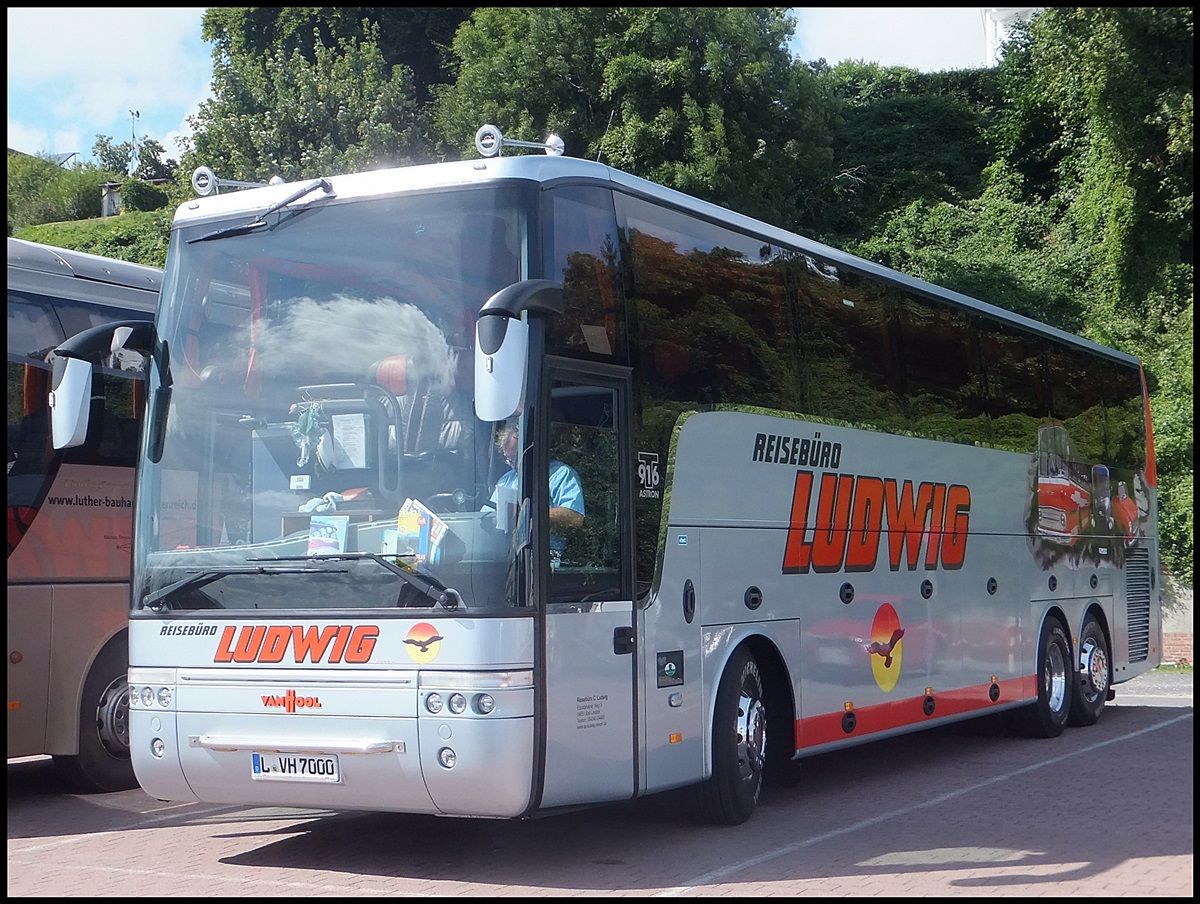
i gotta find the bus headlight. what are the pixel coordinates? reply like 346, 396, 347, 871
438, 747, 457, 769
474, 693, 496, 715
156, 687, 173, 708
425, 692, 444, 714
140, 686, 155, 707
151, 738, 165, 758
448, 693, 467, 715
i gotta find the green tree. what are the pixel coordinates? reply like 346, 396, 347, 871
92, 135, 178, 182
845, 8, 1192, 582
810, 61, 1001, 243
181, 19, 429, 185
8, 153, 69, 233
7, 153, 118, 233
1001, 8, 1192, 582
201, 7, 473, 104
434, 7, 835, 228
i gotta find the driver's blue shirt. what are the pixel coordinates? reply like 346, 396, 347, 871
489, 459, 585, 555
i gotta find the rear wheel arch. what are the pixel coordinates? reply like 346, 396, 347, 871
742, 634, 800, 787
53, 631, 135, 793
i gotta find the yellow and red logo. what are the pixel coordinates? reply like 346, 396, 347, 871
404, 622, 443, 663
865, 603, 904, 692
261, 689, 322, 713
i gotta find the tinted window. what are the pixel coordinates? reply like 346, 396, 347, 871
543, 186, 626, 363
895, 293, 987, 444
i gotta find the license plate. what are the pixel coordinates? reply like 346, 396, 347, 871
251, 751, 340, 783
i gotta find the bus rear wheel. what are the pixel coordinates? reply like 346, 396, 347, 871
1068, 614, 1110, 727
692, 647, 765, 825
1008, 617, 1072, 739
54, 642, 137, 793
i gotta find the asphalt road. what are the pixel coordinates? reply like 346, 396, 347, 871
7, 668, 1192, 897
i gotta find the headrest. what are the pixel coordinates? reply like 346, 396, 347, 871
370, 355, 410, 397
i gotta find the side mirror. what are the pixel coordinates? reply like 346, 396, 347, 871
47, 318, 154, 450
473, 279, 564, 422
49, 356, 93, 449
475, 315, 528, 422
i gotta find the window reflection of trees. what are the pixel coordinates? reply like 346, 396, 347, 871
562, 191, 1150, 588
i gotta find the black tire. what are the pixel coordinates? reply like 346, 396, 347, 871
54, 642, 136, 793
692, 647, 766, 825
764, 676, 802, 788
1008, 617, 1072, 739
1068, 614, 1110, 727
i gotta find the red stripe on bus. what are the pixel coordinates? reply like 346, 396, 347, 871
794, 676, 1036, 749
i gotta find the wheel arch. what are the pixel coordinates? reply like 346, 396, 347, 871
1040, 605, 1071, 649
741, 632, 795, 752
1076, 602, 1113, 666
48, 626, 129, 755
702, 630, 795, 769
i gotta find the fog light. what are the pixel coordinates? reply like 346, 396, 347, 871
474, 693, 495, 715
140, 686, 155, 707
156, 687, 172, 708
438, 746, 457, 769
448, 693, 467, 714
425, 692, 443, 714
151, 738, 165, 758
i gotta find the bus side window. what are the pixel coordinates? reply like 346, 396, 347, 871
549, 401, 621, 602
9, 364, 54, 476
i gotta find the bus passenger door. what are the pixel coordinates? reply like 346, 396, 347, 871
537, 363, 636, 809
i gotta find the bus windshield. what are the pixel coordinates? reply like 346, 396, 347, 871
133, 185, 534, 613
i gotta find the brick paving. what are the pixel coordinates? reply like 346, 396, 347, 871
7, 671, 1192, 897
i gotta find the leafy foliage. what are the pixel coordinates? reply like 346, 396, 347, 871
809, 62, 1001, 242
846, 8, 1192, 580
434, 7, 834, 228
92, 134, 178, 182
13, 209, 172, 268
201, 8, 473, 104
7, 153, 120, 233
120, 179, 170, 213
182, 16, 432, 184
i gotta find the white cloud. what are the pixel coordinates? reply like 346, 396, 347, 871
789, 8, 990, 72
7, 7, 210, 157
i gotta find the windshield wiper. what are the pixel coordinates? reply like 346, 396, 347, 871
188, 178, 336, 244
264, 553, 463, 610
142, 563, 313, 612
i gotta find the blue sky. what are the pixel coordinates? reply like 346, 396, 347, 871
7, 8, 997, 165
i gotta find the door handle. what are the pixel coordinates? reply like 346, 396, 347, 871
613, 626, 635, 654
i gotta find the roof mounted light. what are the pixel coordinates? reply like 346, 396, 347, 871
475, 124, 565, 159
191, 166, 286, 197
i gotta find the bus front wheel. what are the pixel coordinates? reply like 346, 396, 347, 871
1068, 614, 1110, 727
54, 642, 137, 793
692, 647, 765, 825
1008, 617, 1072, 739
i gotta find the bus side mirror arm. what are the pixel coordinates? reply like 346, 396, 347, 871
474, 280, 564, 422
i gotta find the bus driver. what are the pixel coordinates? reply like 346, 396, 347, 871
488, 420, 584, 563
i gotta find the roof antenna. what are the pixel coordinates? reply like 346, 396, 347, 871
597, 110, 615, 163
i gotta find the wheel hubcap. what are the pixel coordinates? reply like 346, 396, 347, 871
1046, 641, 1068, 714
1080, 640, 1109, 702
96, 679, 131, 756
735, 689, 766, 786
